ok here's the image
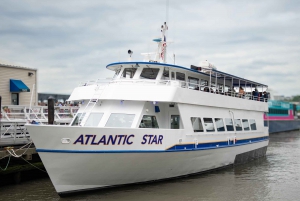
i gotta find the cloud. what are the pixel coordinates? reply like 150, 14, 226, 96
0, 0, 299, 97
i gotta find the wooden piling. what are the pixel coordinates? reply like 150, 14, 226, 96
48, 96, 54, 125
0, 96, 2, 131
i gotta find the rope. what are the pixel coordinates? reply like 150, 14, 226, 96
0, 155, 11, 171
20, 156, 47, 173
0, 140, 33, 160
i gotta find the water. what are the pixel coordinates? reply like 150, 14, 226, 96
1, 131, 300, 201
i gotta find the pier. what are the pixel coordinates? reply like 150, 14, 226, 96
0, 104, 78, 184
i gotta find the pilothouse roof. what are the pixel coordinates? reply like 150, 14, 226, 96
106, 61, 268, 88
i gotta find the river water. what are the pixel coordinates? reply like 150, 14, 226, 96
1, 131, 300, 201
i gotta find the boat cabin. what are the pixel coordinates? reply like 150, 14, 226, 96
68, 61, 268, 136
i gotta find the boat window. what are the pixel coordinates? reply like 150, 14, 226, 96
171, 72, 175, 80
140, 68, 160, 79
225, 118, 234, 131
161, 67, 169, 80
105, 113, 135, 128
214, 118, 225, 132
71, 113, 86, 126
234, 119, 243, 131
268, 108, 289, 115
191, 117, 204, 132
139, 115, 159, 128
242, 119, 250, 131
176, 72, 185, 81
203, 118, 215, 132
249, 119, 257, 130
122, 68, 137, 78
113, 69, 121, 78
171, 115, 180, 129
84, 113, 104, 127
188, 77, 199, 89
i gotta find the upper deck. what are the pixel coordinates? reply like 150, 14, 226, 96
68, 61, 268, 112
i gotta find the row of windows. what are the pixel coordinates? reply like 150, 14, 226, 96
121, 68, 160, 79
72, 113, 181, 129
120, 67, 232, 93
268, 108, 289, 115
191, 117, 257, 133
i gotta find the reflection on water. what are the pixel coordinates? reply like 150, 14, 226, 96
1, 131, 300, 201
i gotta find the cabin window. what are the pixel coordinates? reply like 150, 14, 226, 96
242, 119, 250, 131
161, 67, 169, 80
84, 113, 104, 127
176, 72, 185, 81
191, 117, 204, 132
188, 77, 199, 89
171, 115, 180, 129
268, 108, 289, 115
249, 119, 257, 130
122, 68, 137, 78
225, 118, 234, 131
140, 68, 160, 79
234, 119, 243, 131
71, 113, 86, 126
214, 118, 225, 131
139, 115, 159, 128
171, 72, 175, 80
203, 118, 215, 132
105, 113, 135, 128
113, 69, 121, 78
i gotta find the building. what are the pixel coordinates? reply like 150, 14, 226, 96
0, 63, 37, 105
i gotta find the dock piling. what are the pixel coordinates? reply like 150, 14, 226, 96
48, 96, 54, 125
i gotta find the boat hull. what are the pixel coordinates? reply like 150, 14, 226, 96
39, 141, 268, 194
264, 120, 300, 133
26, 124, 268, 194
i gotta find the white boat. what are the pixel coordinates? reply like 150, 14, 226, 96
26, 22, 269, 195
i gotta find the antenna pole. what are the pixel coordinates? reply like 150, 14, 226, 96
166, 0, 169, 23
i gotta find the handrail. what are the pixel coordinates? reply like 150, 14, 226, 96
0, 105, 78, 145
78, 78, 268, 103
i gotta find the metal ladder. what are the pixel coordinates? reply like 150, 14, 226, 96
77, 84, 107, 126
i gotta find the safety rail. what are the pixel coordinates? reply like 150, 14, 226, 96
78, 78, 268, 102
78, 78, 113, 87
0, 105, 79, 146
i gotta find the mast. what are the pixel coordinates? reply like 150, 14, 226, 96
160, 22, 168, 63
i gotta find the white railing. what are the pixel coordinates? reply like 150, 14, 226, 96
85, 79, 268, 102
79, 78, 268, 102
0, 105, 79, 145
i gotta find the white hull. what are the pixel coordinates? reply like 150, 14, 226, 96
27, 125, 268, 194
42, 141, 267, 194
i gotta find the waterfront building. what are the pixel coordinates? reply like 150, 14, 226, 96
0, 63, 37, 106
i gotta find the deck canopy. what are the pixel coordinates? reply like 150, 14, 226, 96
210, 68, 268, 89
10, 79, 30, 92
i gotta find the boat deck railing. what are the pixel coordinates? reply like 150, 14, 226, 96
79, 78, 268, 102
0, 105, 79, 146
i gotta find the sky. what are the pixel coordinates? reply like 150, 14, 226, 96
0, 0, 299, 97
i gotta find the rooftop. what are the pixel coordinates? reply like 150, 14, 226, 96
0, 63, 37, 71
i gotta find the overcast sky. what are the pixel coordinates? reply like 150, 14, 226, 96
0, 0, 299, 96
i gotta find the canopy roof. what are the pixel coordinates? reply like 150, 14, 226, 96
106, 61, 268, 88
